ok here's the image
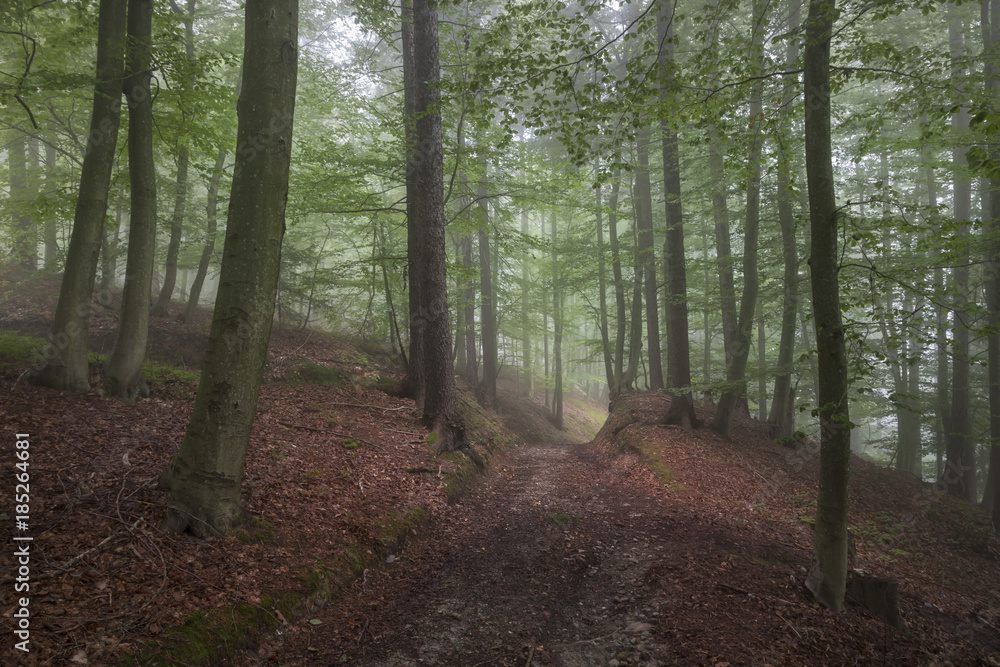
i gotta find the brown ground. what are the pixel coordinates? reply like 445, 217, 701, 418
2, 272, 1000, 666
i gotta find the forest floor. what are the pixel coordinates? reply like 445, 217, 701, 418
2, 271, 1000, 665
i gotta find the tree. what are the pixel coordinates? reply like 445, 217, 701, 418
803, 0, 852, 613
635, 130, 664, 391
411, 0, 482, 464
31, 0, 126, 393
103, 0, 158, 400
159, 0, 299, 536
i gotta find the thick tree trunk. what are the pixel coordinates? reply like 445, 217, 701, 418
411, 0, 480, 464
635, 132, 664, 391
713, 0, 765, 437
803, 0, 851, 613
104, 0, 158, 400
32, 0, 126, 393
159, 0, 298, 536
983, 0, 1000, 530
659, 4, 696, 426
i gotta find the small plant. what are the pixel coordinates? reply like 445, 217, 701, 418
545, 513, 579, 525
341, 438, 361, 450
294, 362, 348, 386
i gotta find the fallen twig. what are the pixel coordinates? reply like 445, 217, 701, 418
277, 420, 382, 449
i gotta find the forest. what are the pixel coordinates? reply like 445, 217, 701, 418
3, 0, 1000, 663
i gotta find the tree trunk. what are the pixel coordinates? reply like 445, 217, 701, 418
31, 0, 126, 393
151, 0, 195, 317
521, 208, 533, 396
159, 0, 298, 536
8, 133, 35, 273
767, 0, 801, 440
636, 131, 664, 391
551, 210, 564, 429
104, 0, 158, 400
43, 142, 59, 269
595, 162, 614, 394
659, 3, 696, 426
151, 144, 189, 316
183, 148, 226, 321
608, 172, 627, 395
943, 9, 976, 502
984, 0, 1000, 530
803, 0, 851, 613
411, 0, 479, 464
625, 215, 643, 391
402, 0, 424, 408
100, 197, 123, 293
712, 0, 765, 437
478, 165, 497, 406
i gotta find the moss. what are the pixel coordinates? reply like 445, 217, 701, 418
426, 431, 439, 448
0, 331, 47, 366
545, 513, 579, 525
341, 438, 361, 450
292, 362, 348, 386
235, 516, 279, 545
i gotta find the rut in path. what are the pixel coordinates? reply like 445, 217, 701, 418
266, 441, 677, 666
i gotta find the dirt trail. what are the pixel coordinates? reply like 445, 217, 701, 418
257, 440, 674, 666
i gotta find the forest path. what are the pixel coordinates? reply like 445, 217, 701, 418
257, 439, 676, 666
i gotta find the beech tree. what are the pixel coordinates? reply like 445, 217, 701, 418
803, 0, 852, 612
31, 0, 126, 393
159, 0, 298, 535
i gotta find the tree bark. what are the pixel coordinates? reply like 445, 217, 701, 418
411, 0, 480, 464
152, 0, 195, 317
595, 163, 614, 394
943, 9, 976, 502
478, 164, 497, 406
104, 0, 158, 400
8, 133, 36, 273
160, 0, 298, 535
803, 0, 851, 613
658, 4, 696, 426
551, 209, 564, 429
635, 131, 664, 391
521, 208, 533, 396
43, 141, 59, 270
31, 0, 126, 393
608, 172, 627, 396
983, 0, 1000, 529
767, 0, 801, 441
402, 0, 424, 407
712, 0, 765, 437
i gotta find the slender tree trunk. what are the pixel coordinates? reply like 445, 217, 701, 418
757, 313, 767, 421
160, 0, 298, 536
100, 198, 123, 293
626, 216, 643, 391
636, 131, 664, 390
104, 0, 158, 400
706, 0, 737, 366
32, 0, 126, 392
151, 143, 189, 316
712, 0, 765, 437
478, 163, 497, 406
595, 161, 614, 393
521, 208, 533, 396
43, 142, 59, 269
608, 172, 627, 395
659, 3, 697, 426
552, 209, 564, 429
184, 148, 226, 321
943, 9, 976, 501
803, 0, 851, 613
8, 133, 35, 273
767, 0, 801, 440
983, 0, 1000, 529
152, 0, 195, 317
402, 0, 424, 407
